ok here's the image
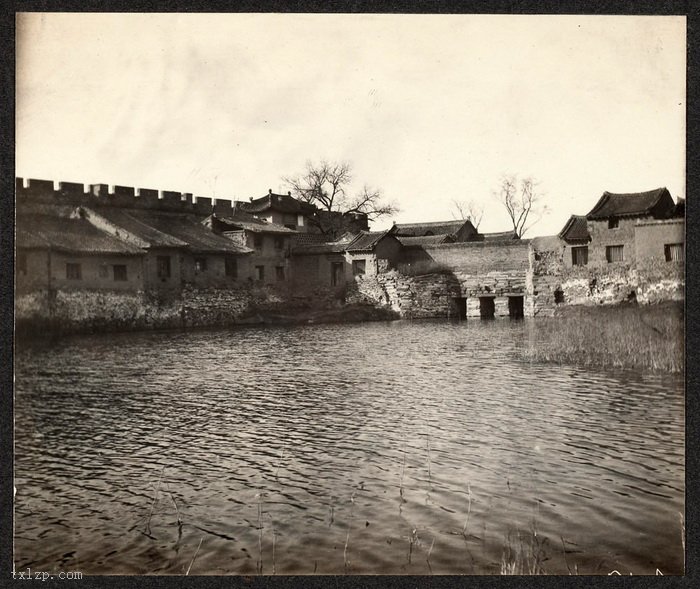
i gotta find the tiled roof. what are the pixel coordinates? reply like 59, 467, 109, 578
586, 187, 674, 220
344, 230, 395, 252
479, 230, 519, 242
89, 208, 252, 254
291, 241, 349, 255
558, 215, 590, 243
213, 213, 297, 234
397, 234, 455, 246
393, 220, 471, 237
241, 193, 317, 215
16, 211, 144, 255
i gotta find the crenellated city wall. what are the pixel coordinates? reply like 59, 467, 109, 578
16, 177, 238, 216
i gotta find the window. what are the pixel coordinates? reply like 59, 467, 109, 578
254, 234, 264, 249
255, 265, 265, 281
17, 252, 27, 275
99, 264, 109, 278
608, 218, 619, 229
194, 257, 207, 274
606, 245, 624, 263
664, 243, 684, 262
66, 263, 82, 280
113, 264, 128, 281
352, 259, 366, 276
157, 256, 171, 279
274, 236, 285, 250
275, 266, 285, 281
571, 246, 588, 266
225, 256, 238, 279
331, 262, 344, 286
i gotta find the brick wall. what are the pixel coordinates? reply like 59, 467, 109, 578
588, 217, 637, 267
402, 241, 531, 274
635, 220, 684, 261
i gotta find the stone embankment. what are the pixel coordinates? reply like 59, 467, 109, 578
15, 283, 399, 337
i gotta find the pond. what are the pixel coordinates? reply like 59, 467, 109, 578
14, 319, 685, 575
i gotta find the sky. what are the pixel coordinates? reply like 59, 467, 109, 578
16, 13, 686, 236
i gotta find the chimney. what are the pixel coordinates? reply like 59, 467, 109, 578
249, 197, 253, 202
268, 189, 272, 194
288, 191, 291, 196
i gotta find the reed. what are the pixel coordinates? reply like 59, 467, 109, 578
256, 492, 265, 574
522, 302, 684, 372
144, 467, 164, 536
343, 491, 357, 572
499, 526, 548, 575
185, 537, 203, 575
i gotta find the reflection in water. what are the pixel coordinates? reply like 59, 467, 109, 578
14, 319, 684, 574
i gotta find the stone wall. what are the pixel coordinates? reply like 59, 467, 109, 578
15, 281, 347, 336
529, 231, 685, 315
347, 271, 461, 318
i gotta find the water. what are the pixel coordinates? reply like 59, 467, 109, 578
14, 319, 684, 575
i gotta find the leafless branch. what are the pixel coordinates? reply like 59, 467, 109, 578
451, 199, 484, 230
493, 174, 547, 237
284, 160, 399, 237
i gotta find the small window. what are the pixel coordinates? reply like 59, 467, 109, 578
254, 234, 264, 249
331, 261, 344, 286
98, 264, 109, 278
194, 257, 207, 274
606, 245, 624, 263
255, 265, 265, 281
113, 265, 128, 281
274, 236, 285, 250
157, 256, 171, 279
608, 218, 619, 229
66, 263, 82, 280
17, 252, 27, 275
664, 243, 684, 262
571, 246, 588, 266
352, 259, 366, 276
225, 256, 238, 279
275, 266, 285, 281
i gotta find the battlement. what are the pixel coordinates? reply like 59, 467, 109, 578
15, 177, 237, 215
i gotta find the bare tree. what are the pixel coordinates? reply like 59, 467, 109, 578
493, 174, 548, 238
451, 199, 484, 230
284, 160, 398, 237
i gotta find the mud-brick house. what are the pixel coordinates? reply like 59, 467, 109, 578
205, 212, 296, 284
393, 219, 478, 243
241, 190, 317, 231
557, 215, 591, 268
289, 240, 350, 288
344, 230, 403, 277
289, 230, 402, 288
240, 190, 369, 237
289, 232, 365, 288
79, 206, 252, 289
583, 187, 677, 267
15, 204, 145, 294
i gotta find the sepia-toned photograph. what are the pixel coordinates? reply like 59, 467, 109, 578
14, 12, 685, 576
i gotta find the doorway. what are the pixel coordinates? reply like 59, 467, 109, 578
479, 296, 495, 319
508, 295, 524, 319
453, 297, 467, 319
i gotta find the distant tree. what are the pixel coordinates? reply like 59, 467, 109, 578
451, 199, 484, 230
493, 174, 548, 238
283, 160, 398, 237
